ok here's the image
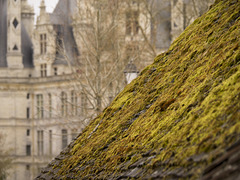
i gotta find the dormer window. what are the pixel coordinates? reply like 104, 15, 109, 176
40, 34, 47, 54
56, 31, 63, 55
126, 11, 139, 35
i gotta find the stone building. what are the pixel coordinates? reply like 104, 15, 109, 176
0, 0, 85, 179
0, 0, 212, 179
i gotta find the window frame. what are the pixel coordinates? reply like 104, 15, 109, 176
40, 33, 47, 54
61, 129, 68, 149
37, 130, 44, 156
49, 130, 52, 155
26, 145, 31, 156
71, 91, 78, 116
48, 94, 52, 118
61, 92, 68, 117
40, 64, 47, 77
26, 129, 30, 136
26, 107, 30, 119
36, 94, 44, 119
81, 92, 87, 115
126, 11, 139, 35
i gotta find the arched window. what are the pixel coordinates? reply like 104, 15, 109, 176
61, 92, 68, 117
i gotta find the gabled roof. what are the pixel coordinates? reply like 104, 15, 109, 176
51, 0, 77, 24
49, 0, 79, 65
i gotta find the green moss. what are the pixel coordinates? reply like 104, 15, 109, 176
39, 0, 240, 179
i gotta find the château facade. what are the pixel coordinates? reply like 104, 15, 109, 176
0, 0, 212, 179
0, 0, 87, 179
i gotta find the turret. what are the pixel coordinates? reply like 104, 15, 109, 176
7, 0, 23, 68
36, 0, 49, 25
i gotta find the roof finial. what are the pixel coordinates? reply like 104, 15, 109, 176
40, 0, 46, 6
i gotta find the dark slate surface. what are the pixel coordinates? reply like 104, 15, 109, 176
21, 24, 33, 67
52, 0, 77, 22
49, 0, 79, 65
52, 24, 79, 65
200, 139, 240, 180
35, 138, 240, 180
0, 0, 7, 67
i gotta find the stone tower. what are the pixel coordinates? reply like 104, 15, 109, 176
7, 0, 23, 68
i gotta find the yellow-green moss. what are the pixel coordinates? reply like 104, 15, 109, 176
40, 0, 240, 179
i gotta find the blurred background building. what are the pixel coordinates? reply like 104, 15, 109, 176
0, 0, 213, 179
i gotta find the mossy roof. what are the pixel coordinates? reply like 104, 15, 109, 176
36, 0, 240, 179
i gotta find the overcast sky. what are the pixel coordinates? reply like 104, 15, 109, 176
27, 0, 59, 19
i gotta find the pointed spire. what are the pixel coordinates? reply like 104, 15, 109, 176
40, 0, 46, 15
